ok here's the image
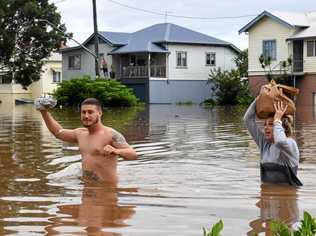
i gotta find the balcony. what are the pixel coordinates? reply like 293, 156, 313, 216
120, 65, 166, 78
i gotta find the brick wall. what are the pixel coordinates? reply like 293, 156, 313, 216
248, 75, 269, 96
296, 73, 316, 107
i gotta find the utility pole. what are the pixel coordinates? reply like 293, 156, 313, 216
92, 0, 100, 77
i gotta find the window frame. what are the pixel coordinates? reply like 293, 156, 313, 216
205, 52, 216, 66
68, 55, 81, 70
52, 70, 61, 83
307, 40, 316, 57
262, 40, 277, 61
176, 51, 187, 68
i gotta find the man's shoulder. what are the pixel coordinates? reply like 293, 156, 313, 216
75, 127, 88, 134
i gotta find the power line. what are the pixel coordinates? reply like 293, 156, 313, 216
107, 0, 256, 20
52, 0, 67, 4
52, 0, 256, 20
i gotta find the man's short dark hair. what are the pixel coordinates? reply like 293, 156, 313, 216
80, 98, 102, 110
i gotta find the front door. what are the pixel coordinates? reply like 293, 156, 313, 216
293, 40, 303, 72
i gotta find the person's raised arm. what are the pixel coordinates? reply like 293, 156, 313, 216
273, 102, 298, 161
243, 99, 266, 149
103, 129, 137, 160
39, 109, 77, 143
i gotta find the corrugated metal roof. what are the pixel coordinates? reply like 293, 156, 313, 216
269, 11, 310, 27
98, 31, 131, 45
239, 11, 316, 36
110, 23, 235, 54
288, 12, 316, 40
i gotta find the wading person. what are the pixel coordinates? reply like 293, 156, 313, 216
37, 98, 137, 185
243, 99, 302, 186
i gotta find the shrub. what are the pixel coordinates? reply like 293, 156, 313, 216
203, 220, 224, 236
203, 211, 316, 236
207, 68, 253, 106
52, 76, 139, 107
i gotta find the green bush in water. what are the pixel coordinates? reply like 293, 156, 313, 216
270, 211, 316, 236
207, 68, 253, 106
203, 220, 224, 236
52, 76, 139, 107
203, 211, 316, 236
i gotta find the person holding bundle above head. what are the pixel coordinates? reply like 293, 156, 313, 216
243, 81, 302, 186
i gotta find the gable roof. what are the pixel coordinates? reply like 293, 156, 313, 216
110, 23, 239, 54
239, 10, 310, 34
61, 23, 239, 54
60, 31, 131, 53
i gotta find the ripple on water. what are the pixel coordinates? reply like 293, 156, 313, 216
1, 104, 316, 236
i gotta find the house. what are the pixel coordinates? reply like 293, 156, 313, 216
239, 10, 316, 110
0, 52, 62, 103
61, 23, 239, 104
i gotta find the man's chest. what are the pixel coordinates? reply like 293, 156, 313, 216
78, 133, 112, 155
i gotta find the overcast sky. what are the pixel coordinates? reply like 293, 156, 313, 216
50, 0, 316, 50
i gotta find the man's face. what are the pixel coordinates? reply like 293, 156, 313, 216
264, 117, 274, 142
80, 104, 102, 128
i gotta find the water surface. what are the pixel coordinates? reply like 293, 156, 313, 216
1, 101, 316, 235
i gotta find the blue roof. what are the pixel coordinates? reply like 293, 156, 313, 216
110, 23, 237, 54
98, 31, 131, 46
61, 23, 239, 54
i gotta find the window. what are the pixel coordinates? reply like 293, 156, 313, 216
307, 40, 316, 57
262, 40, 276, 60
53, 71, 61, 83
206, 52, 216, 66
130, 55, 136, 66
176, 51, 187, 67
68, 55, 81, 70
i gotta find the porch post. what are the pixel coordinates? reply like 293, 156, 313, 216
119, 56, 122, 80
148, 53, 151, 78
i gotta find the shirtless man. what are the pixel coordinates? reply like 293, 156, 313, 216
38, 98, 137, 184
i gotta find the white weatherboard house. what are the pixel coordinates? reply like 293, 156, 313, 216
0, 53, 62, 103
239, 10, 316, 108
61, 23, 239, 104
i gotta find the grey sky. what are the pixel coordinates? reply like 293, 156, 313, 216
51, 0, 316, 50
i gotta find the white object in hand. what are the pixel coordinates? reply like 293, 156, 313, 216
34, 95, 57, 110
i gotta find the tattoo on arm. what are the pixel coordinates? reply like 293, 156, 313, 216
111, 129, 127, 145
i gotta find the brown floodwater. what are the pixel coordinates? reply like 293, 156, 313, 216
0, 100, 316, 236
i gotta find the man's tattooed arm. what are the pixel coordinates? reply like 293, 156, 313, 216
111, 129, 127, 146
110, 128, 137, 160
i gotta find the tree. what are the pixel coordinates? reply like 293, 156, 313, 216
259, 54, 293, 85
234, 49, 248, 77
0, 0, 67, 89
207, 68, 253, 106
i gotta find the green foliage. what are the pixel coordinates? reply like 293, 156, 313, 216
270, 221, 293, 236
270, 211, 316, 236
207, 68, 253, 106
203, 220, 224, 236
52, 76, 139, 107
0, 0, 67, 89
203, 211, 316, 236
259, 54, 293, 86
234, 49, 248, 77
294, 211, 316, 236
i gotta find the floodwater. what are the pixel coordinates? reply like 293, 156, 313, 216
1, 100, 316, 236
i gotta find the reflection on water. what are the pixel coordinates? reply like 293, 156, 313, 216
248, 184, 298, 236
45, 184, 136, 236
1, 100, 316, 235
